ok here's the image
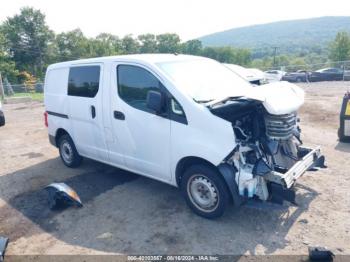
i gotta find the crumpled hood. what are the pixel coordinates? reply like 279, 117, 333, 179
245, 81, 305, 115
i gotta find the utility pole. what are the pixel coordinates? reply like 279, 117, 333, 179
0, 73, 4, 100
273, 47, 278, 68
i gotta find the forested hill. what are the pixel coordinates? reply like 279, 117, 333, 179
198, 16, 350, 58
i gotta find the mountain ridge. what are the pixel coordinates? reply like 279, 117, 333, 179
198, 16, 350, 57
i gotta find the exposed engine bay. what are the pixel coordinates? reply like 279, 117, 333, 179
210, 97, 325, 204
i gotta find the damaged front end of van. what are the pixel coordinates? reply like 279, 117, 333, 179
210, 81, 326, 206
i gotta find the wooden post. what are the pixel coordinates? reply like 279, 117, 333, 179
0, 73, 5, 100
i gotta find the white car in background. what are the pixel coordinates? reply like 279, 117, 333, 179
264, 70, 286, 82
224, 64, 267, 85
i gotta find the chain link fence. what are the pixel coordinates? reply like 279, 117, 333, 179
278, 60, 350, 72
0, 78, 44, 101
265, 60, 350, 82
242, 60, 350, 84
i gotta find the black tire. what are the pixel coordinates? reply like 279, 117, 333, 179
296, 77, 302, 83
58, 134, 82, 168
338, 127, 350, 143
0, 111, 5, 127
181, 164, 230, 219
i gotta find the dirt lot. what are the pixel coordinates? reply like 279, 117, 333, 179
0, 81, 350, 256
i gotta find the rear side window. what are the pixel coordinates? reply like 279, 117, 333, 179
68, 66, 100, 97
45, 68, 69, 95
117, 65, 162, 112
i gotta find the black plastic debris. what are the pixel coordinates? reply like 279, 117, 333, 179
268, 182, 296, 205
308, 246, 334, 261
308, 155, 327, 171
0, 237, 9, 262
252, 158, 272, 176
45, 183, 83, 210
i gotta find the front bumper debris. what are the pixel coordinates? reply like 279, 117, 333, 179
45, 183, 83, 209
266, 146, 323, 188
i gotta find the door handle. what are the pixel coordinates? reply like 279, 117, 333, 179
91, 105, 96, 119
114, 111, 125, 120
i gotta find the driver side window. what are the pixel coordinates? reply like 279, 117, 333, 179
117, 65, 162, 113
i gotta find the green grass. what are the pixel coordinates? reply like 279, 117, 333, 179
11, 92, 44, 101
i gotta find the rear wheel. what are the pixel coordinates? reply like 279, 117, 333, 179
58, 134, 82, 168
0, 114, 5, 126
181, 164, 230, 219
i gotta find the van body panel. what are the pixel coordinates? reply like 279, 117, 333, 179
67, 63, 109, 162
44, 55, 238, 186
122, 61, 236, 178
169, 107, 235, 181
111, 61, 172, 182
44, 67, 71, 139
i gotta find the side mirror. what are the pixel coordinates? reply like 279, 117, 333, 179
146, 90, 165, 114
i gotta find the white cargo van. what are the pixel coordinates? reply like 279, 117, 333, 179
44, 54, 324, 218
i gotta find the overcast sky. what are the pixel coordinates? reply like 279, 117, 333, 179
0, 0, 349, 40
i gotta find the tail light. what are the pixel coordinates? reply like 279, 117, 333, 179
44, 111, 48, 127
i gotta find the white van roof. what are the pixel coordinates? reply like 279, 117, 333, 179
47, 54, 202, 70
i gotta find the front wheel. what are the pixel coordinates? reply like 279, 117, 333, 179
181, 165, 230, 219
58, 134, 82, 168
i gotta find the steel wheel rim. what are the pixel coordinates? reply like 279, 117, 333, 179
61, 141, 73, 164
187, 174, 219, 213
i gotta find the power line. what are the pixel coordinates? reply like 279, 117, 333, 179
272, 47, 278, 67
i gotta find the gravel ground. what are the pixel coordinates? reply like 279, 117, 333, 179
0, 81, 350, 257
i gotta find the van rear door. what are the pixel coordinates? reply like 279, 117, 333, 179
67, 64, 109, 162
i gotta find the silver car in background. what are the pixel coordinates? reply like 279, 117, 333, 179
264, 70, 286, 82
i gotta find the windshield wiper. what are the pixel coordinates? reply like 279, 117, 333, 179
207, 96, 245, 107
194, 99, 214, 103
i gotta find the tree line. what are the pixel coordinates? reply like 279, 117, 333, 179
0, 7, 251, 83
0, 7, 349, 84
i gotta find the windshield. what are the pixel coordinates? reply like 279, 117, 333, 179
157, 58, 253, 102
